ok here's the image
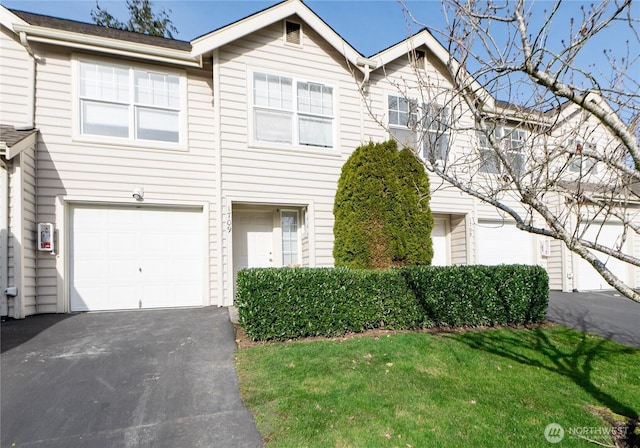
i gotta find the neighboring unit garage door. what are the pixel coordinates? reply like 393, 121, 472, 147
70, 205, 204, 311
477, 221, 534, 265
574, 224, 631, 291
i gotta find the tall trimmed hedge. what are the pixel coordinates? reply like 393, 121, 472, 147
333, 140, 434, 269
236, 265, 549, 341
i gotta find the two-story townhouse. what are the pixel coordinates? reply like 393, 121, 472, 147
543, 98, 640, 292
1, 0, 637, 319
358, 28, 639, 295
1, 7, 217, 318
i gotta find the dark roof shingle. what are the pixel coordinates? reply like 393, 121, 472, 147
0, 125, 38, 148
10, 9, 191, 52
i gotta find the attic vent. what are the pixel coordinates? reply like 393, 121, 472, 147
285, 21, 301, 45
413, 49, 426, 69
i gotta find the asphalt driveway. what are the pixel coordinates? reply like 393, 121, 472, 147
547, 290, 640, 349
1, 307, 263, 448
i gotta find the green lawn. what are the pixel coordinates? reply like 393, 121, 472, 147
235, 325, 639, 447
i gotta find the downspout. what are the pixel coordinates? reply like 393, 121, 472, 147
1, 158, 8, 316
212, 49, 225, 306
359, 62, 371, 91
19, 31, 39, 316
19, 32, 37, 130
356, 59, 375, 145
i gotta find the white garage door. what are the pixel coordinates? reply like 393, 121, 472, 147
575, 224, 631, 291
477, 221, 534, 265
70, 205, 204, 311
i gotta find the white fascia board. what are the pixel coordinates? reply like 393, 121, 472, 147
13, 24, 200, 67
191, 0, 364, 72
0, 6, 28, 32
191, 1, 298, 53
487, 108, 549, 128
1, 133, 36, 160
371, 30, 496, 110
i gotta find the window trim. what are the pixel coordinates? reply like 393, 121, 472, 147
72, 56, 187, 151
387, 94, 450, 162
477, 126, 526, 176
280, 209, 301, 267
569, 140, 598, 174
249, 69, 336, 151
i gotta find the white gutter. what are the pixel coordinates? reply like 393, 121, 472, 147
14, 24, 201, 68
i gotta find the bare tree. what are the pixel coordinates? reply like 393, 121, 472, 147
367, 0, 640, 302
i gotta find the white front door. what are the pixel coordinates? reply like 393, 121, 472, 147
70, 205, 203, 311
233, 210, 274, 281
431, 217, 449, 266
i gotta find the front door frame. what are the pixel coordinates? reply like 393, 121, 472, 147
226, 198, 314, 306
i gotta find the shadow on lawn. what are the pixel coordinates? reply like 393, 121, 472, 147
451, 320, 638, 420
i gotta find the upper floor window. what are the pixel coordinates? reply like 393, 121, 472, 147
478, 127, 526, 175
569, 140, 598, 174
423, 104, 450, 161
253, 72, 334, 148
388, 95, 449, 161
78, 60, 182, 144
478, 130, 501, 174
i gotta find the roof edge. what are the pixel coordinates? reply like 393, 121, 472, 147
191, 0, 366, 72
14, 23, 201, 67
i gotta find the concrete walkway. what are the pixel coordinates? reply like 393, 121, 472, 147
547, 290, 640, 349
1, 307, 263, 447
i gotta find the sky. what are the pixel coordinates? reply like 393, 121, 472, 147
1, 0, 636, 101
0, 0, 441, 56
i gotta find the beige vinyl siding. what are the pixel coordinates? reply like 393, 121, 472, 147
5, 145, 37, 317
301, 234, 309, 266
6, 158, 16, 317
365, 50, 477, 217
30, 43, 218, 309
0, 25, 31, 126
547, 240, 564, 290
21, 147, 37, 315
216, 18, 363, 302
450, 214, 468, 265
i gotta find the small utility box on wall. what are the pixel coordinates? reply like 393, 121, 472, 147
38, 223, 54, 252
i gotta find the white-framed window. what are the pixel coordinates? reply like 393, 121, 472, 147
281, 210, 299, 266
478, 129, 501, 174
423, 104, 450, 161
252, 72, 334, 148
569, 140, 598, 174
478, 126, 526, 175
78, 59, 183, 145
301, 207, 308, 237
388, 95, 449, 161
